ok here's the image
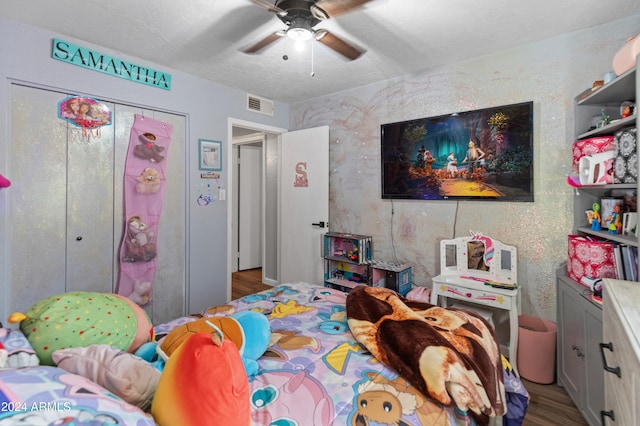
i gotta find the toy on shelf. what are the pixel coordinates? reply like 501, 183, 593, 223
590, 203, 602, 231
620, 101, 635, 119
608, 205, 623, 234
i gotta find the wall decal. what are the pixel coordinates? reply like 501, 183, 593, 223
52, 38, 172, 90
294, 161, 308, 187
58, 96, 112, 140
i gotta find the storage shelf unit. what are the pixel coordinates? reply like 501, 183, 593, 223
371, 261, 412, 296
323, 232, 372, 292
557, 58, 638, 426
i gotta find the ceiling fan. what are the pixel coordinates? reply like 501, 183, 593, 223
243, 0, 372, 61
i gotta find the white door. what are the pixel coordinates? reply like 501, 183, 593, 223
279, 126, 329, 284
238, 144, 262, 270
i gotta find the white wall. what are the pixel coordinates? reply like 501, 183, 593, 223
290, 15, 640, 321
0, 18, 290, 320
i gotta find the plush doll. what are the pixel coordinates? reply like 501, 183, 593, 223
134, 132, 165, 163
232, 310, 271, 376
8, 291, 154, 365
135, 341, 165, 372
135, 167, 161, 194
123, 216, 157, 262
128, 280, 152, 306
157, 311, 270, 376
152, 332, 250, 426
136, 167, 161, 193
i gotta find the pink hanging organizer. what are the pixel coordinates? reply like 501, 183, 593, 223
116, 114, 173, 305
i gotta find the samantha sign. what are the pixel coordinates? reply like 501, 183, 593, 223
51, 38, 172, 90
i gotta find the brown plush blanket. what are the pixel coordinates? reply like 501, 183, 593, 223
346, 285, 506, 425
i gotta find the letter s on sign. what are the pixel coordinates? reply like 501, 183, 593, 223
52, 40, 70, 59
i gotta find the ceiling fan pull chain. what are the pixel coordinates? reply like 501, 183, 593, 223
310, 40, 315, 77
282, 36, 289, 61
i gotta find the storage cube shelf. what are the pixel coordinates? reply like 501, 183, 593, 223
323, 232, 372, 291
557, 58, 638, 426
371, 261, 412, 296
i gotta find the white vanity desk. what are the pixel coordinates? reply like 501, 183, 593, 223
430, 235, 519, 371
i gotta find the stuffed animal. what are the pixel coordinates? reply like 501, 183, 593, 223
127, 280, 152, 306
134, 132, 165, 163
123, 216, 157, 262
232, 310, 271, 376
7, 291, 154, 365
152, 332, 250, 426
157, 311, 270, 376
135, 341, 165, 371
135, 167, 161, 194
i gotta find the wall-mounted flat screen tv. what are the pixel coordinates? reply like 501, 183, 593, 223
381, 101, 534, 201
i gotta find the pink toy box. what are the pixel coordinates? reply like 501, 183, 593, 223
572, 136, 615, 174
567, 235, 617, 284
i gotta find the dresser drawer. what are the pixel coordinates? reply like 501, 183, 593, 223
603, 292, 640, 425
432, 282, 514, 310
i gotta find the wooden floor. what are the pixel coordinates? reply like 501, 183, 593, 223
232, 268, 587, 426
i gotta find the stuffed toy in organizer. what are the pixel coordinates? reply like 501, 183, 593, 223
8, 291, 153, 365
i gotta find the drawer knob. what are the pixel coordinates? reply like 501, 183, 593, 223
599, 342, 621, 378
601, 409, 615, 424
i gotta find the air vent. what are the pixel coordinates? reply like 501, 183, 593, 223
247, 94, 274, 116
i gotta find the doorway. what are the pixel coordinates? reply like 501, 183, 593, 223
228, 119, 287, 299
227, 120, 329, 300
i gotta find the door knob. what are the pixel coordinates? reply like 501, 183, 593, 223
312, 221, 326, 228
76, 236, 83, 241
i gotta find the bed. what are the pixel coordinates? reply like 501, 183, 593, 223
0, 282, 529, 425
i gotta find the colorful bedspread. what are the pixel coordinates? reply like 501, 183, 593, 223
155, 282, 529, 426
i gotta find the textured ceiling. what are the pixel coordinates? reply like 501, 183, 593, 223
3, 0, 640, 104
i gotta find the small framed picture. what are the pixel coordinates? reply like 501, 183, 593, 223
198, 139, 222, 171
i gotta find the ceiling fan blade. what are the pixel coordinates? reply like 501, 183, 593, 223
242, 32, 284, 54
315, 29, 364, 60
249, 0, 287, 15
311, 0, 373, 19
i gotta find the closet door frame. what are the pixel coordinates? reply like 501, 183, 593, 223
6, 82, 188, 324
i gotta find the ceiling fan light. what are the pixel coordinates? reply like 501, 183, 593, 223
287, 27, 312, 41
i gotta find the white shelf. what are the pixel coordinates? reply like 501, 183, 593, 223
571, 60, 639, 266
576, 226, 638, 247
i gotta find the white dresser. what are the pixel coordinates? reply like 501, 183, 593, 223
602, 279, 640, 425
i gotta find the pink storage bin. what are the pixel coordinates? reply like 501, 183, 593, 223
571, 136, 615, 174
567, 235, 617, 284
517, 315, 557, 384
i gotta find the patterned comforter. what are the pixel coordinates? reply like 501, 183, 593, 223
157, 282, 529, 425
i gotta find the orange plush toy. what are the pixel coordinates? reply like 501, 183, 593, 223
152, 331, 250, 426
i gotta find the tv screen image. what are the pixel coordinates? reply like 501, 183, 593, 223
381, 101, 534, 201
